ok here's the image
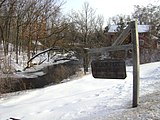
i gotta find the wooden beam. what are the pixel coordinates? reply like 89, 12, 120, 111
89, 44, 133, 54
112, 24, 131, 46
131, 21, 140, 107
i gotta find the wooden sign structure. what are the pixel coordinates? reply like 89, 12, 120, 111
89, 21, 140, 107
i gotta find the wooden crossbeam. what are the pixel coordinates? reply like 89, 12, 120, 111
112, 24, 131, 46
89, 24, 132, 54
89, 44, 132, 53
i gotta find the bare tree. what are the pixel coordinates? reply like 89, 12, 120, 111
0, 0, 17, 56
68, 2, 104, 73
132, 4, 160, 37
69, 2, 96, 47
92, 15, 107, 47
0, 0, 66, 65
14, 0, 65, 61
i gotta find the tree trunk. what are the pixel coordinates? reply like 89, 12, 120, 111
16, 19, 19, 64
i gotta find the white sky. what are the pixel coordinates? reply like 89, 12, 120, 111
63, 0, 160, 20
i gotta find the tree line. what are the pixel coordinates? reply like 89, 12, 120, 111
0, 0, 159, 64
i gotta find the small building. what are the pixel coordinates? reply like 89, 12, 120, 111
105, 24, 160, 63
107, 25, 158, 49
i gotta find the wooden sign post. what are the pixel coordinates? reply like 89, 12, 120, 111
131, 21, 140, 107
89, 21, 140, 108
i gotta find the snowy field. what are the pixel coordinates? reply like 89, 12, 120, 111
0, 61, 160, 120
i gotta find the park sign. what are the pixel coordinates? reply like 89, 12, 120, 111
91, 59, 126, 79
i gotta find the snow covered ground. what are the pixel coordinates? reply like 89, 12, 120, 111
0, 61, 160, 120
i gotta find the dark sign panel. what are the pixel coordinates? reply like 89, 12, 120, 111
91, 59, 126, 79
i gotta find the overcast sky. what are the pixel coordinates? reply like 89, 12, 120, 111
63, 0, 160, 19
